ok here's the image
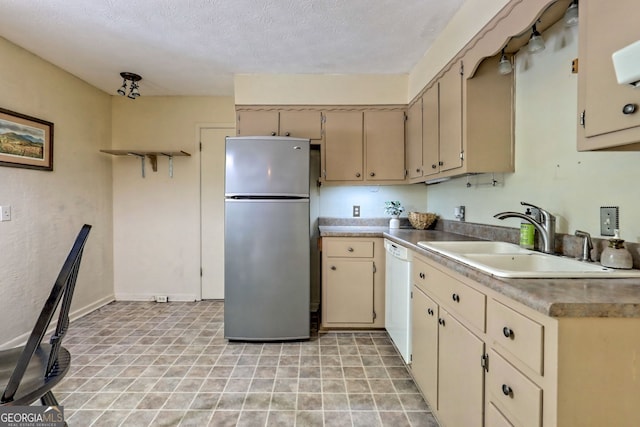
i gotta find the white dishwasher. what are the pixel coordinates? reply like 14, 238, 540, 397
384, 239, 411, 364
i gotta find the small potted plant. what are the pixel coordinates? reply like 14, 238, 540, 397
384, 201, 404, 229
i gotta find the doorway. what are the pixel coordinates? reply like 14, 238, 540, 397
200, 126, 234, 299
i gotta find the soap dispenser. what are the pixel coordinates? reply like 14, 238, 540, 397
600, 229, 633, 269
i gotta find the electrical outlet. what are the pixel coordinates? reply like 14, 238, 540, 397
0, 205, 11, 222
600, 206, 619, 236
155, 295, 168, 303
353, 205, 360, 217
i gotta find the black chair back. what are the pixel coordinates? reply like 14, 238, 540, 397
1, 224, 91, 404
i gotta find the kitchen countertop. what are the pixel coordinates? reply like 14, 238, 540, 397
319, 225, 640, 318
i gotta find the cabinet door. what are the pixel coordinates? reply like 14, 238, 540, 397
411, 286, 439, 409
364, 111, 406, 181
422, 84, 440, 177
324, 259, 374, 324
279, 111, 322, 140
323, 111, 363, 181
438, 309, 484, 427
237, 111, 279, 136
439, 63, 463, 172
406, 100, 423, 180
578, 0, 640, 148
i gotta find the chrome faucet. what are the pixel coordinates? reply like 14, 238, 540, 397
575, 230, 593, 262
494, 202, 556, 254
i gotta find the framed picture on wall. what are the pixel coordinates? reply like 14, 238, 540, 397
0, 108, 54, 171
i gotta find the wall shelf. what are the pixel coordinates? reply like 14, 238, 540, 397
100, 150, 190, 178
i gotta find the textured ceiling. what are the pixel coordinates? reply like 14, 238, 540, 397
0, 0, 465, 96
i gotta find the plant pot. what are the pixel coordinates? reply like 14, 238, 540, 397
389, 218, 400, 229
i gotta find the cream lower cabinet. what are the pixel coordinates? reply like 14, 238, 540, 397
411, 255, 485, 427
410, 250, 640, 427
321, 237, 385, 328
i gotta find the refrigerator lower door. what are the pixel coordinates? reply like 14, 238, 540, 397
224, 199, 310, 341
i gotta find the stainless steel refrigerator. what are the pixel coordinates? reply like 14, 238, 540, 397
224, 136, 310, 341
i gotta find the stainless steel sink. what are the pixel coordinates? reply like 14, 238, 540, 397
417, 241, 640, 278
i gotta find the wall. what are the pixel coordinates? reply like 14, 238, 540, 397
234, 74, 408, 105
0, 37, 114, 346
425, 20, 640, 242
319, 185, 428, 219
408, 0, 509, 100
111, 96, 235, 301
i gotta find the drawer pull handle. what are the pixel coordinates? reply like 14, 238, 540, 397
438, 318, 445, 326
271, 132, 277, 136
347, 247, 354, 252
501, 384, 513, 397
503, 327, 514, 338
452, 293, 460, 303
285, 132, 291, 136
622, 103, 637, 115
419, 272, 425, 279
330, 266, 337, 271
427, 308, 434, 316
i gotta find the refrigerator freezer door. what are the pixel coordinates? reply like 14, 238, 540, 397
225, 136, 310, 197
224, 199, 310, 340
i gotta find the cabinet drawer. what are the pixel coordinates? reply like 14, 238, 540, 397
325, 240, 374, 258
487, 299, 544, 375
429, 267, 485, 333
487, 349, 542, 427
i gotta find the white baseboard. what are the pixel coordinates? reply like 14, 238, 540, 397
0, 294, 115, 350
113, 293, 199, 302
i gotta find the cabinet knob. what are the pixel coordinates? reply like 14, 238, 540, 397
285, 132, 291, 136
370, 172, 375, 177
355, 172, 361, 178
502, 327, 514, 338
427, 308, 434, 316
419, 272, 425, 279
347, 247, 354, 252
431, 164, 437, 169
438, 318, 445, 326
452, 293, 460, 303
271, 132, 277, 136
501, 384, 513, 397
330, 266, 337, 271
416, 168, 421, 173
622, 103, 637, 115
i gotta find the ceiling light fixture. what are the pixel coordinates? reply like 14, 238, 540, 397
117, 72, 142, 99
498, 48, 513, 75
564, 0, 579, 27
527, 24, 545, 53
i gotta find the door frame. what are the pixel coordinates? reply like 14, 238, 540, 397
198, 122, 235, 300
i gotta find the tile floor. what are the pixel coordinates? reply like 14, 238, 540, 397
57, 301, 439, 426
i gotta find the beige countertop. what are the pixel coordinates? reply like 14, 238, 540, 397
319, 225, 640, 318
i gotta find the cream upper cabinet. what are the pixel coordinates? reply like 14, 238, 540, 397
322, 111, 364, 182
438, 62, 464, 173
321, 237, 385, 328
323, 110, 406, 184
577, 0, 640, 150
236, 111, 279, 137
406, 99, 423, 181
364, 111, 406, 181
236, 110, 322, 139
422, 84, 439, 177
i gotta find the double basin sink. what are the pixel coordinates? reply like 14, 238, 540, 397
417, 241, 640, 278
